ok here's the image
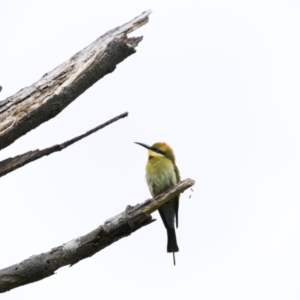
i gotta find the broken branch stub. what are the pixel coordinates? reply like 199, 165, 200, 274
0, 10, 151, 151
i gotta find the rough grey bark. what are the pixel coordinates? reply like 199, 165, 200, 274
0, 112, 128, 178
0, 9, 196, 296
0, 10, 151, 151
0, 179, 195, 293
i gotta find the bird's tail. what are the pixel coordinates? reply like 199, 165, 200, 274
167, 227, 179, 253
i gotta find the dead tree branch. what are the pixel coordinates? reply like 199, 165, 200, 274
0, 10, 151, 151
0, 178, 195, 293
0, 112, 128, 178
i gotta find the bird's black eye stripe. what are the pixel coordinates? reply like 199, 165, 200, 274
153, 147, 164, 155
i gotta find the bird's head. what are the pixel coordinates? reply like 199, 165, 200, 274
135, 142, 176, 163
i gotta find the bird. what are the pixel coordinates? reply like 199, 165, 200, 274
135, 142, 180, 265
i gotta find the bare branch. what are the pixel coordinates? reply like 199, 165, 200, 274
0, 112, 128, 178
0, 179, 195, 293
0, 10, 151, 151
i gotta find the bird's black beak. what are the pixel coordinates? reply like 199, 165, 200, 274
134, 142, 151, 150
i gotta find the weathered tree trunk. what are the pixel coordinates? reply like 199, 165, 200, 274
0, 10, 151, 152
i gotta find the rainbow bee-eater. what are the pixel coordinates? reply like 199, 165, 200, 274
135, 142, 180, 265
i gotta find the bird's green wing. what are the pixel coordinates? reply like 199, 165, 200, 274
174, 164, 181, 228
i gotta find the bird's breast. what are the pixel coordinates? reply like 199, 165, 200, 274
146, 157, 177, 197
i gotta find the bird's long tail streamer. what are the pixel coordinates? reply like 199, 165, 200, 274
173, 252, 176, 266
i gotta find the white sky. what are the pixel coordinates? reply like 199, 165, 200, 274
1, 0, 300, 299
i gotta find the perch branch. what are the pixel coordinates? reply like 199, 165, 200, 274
0, 178, 195, 293
0, 112, 128, 178
0, 10, 151, 151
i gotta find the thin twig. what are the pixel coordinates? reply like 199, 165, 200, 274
0, 112, 128, 178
